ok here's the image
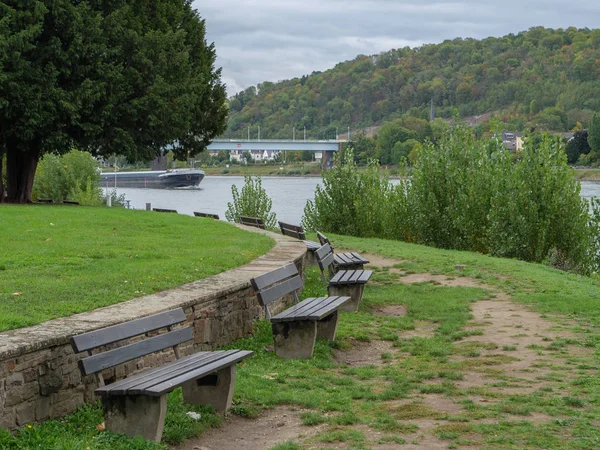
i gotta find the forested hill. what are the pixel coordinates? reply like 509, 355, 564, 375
223, 27, 600, 139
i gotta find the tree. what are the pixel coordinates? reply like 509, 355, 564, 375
0, 0, 226, 203
565, 130, 591, 164
589, 113, 600, 153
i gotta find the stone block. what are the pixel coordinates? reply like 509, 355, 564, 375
35, 397, 51, 421
39, 372, 63, 396
7, 373, 24, 387
0, 406, 16, 430
50, 392, 83, 418
16, 401, 36, 426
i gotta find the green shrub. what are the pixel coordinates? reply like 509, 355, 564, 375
302, 123, 600, 274
225, 176, 277, 228
33, 150, 101, 204
302, 150, 394, 238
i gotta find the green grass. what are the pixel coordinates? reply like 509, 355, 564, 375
6, 233, 600, 449
0, 205, 274, 331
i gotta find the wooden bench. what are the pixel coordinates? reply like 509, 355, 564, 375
316, 243, 373, 311
153, 208, 178, 213
71, 308, 252, 442
239, 215, 265, 229
317, 231, 370, 271
250, 263, 351, 359
194, 211, 220, 220
278, 221, 320, 265
63, 200, 80, 205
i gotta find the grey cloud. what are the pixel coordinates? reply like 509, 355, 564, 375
195, 0, 600, 95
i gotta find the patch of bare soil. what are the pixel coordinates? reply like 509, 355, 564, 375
456, 296, 583, 397
372, 305, 407, 317
361, 253, 405, 268
401, 320, 437, 338
397, 273, 485, 288
173, 406, 322, 450
333, 338, 396, 367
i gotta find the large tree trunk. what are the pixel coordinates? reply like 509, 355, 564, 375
6, 147, 40, 203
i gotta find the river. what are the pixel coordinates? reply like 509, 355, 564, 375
110, 177, 600, 225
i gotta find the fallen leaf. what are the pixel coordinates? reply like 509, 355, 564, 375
96, 422, 105, 431
45, 238, 52, 242
12, 292, 22, 296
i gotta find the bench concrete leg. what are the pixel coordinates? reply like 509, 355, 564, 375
329, 284, 365, 312
316, 311, 339, 341
182, 365, 236, 414
272, 320, 317, 359
102, 394, 167, 442
305, 250, 318, 266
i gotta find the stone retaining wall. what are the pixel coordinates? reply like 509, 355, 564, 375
0, 226, 307, 431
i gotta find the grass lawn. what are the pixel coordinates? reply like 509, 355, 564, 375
0, 205, 274, 331
4, 234, 600, 449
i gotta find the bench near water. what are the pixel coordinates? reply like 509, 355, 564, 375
278, 221, 320, 265
194, 211, 220, 220
317, 231, 370, 271
153, 208, 178, 213
239, 216, 265, 229
316, 243, 373, 311
251, 263, 351, 359
71, 308, 252, 442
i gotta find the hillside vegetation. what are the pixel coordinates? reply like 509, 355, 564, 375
224, 27, 600, 139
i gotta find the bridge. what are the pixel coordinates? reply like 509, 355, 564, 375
207, 139, 343, 167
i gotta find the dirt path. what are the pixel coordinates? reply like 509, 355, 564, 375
176, 256, 592, 450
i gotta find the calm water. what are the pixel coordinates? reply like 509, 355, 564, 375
111, 177, 600, 225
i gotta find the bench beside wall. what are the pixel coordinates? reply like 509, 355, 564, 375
0, 228, 306, 431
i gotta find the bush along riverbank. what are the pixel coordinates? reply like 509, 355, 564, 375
303, 123, 600, 275
4, 235, 600, 449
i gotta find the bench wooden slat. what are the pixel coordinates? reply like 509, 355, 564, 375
256, 276, 303, 306
330, 269, 372, 285
351, 252, 369, 264
97, 351, 226, 396
304, 296, 351, 320
239, 216, 265, 229
334, 253, 352, 265
304, 240, 320, 251
142, 350, 253, 396
358, 270, 373, 283
271, 296, 328, 321
72, 309, 187, 352
79, 327, 193, 376
278, 221, 306, 240
126, 350, 240, 395
317, 231, 329, 246
348, 271, 363, 283
272, 296, 349, 322
153, 208, 177, 213
194, 212, 219, 220
251, 263, 298, 291
316, 244, 335, 271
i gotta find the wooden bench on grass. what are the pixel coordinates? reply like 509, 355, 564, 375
71, 308, 252, 442
239, 215, 265, 229
316, 243, 373, 311
278, 221, 320, 265
153, 208, 178, 213
250, 263, 351, 359
194, 211, 220, 220
317, 231, 370, 271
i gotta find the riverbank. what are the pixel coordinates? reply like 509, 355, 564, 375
0, 205, 274, 331
5, 232, 600, 449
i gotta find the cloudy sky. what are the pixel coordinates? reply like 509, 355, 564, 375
195, 0, 600, 96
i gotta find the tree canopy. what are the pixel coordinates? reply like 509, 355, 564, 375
0, 0, 226, 203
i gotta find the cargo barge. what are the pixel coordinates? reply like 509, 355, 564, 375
100, 169, 204, 189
